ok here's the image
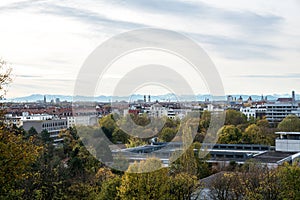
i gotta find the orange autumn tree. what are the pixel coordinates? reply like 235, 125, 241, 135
0, 59, 42, 197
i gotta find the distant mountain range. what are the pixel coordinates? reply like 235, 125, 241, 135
4, 93, 300, 103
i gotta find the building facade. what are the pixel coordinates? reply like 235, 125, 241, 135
23, 118, 68, 144
275, 132, 300, 152
265, 103, 298, 125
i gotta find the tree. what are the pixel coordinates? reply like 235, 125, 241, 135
118, 158, 170, 200
40, 129, 51, 143
256, 117, 270, 128
241, 124, 273, 145
208, 172, 243, 200
0, 59, 12, 100
0, 126, 42, 197
217, 125, 242, 144
99, 114, 117, 140
170, 121, 199, 176
225, 109, 247, 126
278, 115, 300, 132
0, 60, 42, 198
125, 136, 147, 148
207, 162, 282, 200
112, 128, 128, 144
241, 124, 262, 144
169, 172, 198, 200
159, 127, 177, 142
97, 176, 121, 200
278, 162, 300, 199
164, 117, 180, 129
131, 113, 150, 126
199, 110, 211, 132
240, 161, 282, 200
24, 127, 38, 139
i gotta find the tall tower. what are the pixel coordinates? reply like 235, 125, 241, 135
292, 91, 295, 102
148, 95, 151, 102
43, 95, 46, 103
144, 95, 146, 103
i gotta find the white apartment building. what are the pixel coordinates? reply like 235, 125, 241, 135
4, 114, 22, 127
4, 112, 54, 127
240, 107, 256, 120
20, 112, 53, 121
148, 103, 168, 118
204, 104, 225, 112
240, 106, 267, 120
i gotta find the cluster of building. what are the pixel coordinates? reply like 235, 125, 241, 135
2, 91, 300, 146
121, 91, 300, 127
123, 101, 195, 120
112, 131, 300, 169
121, 94, 225, 120
3, 96, 111, 145
238, 91, 300, 126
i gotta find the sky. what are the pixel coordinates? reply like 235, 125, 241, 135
0, 0, 300, 98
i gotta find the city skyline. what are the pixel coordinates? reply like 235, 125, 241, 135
3, 91, 300, 103
0, 0, 299, 98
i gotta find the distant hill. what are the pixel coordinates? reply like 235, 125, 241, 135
6, 93, 300, 103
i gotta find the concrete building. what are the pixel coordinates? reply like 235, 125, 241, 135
275, 132, 300, 152
265, 102, 298, 125
23, 118, 68, 144
291, 108, 300, 117
265, 91, 299, 125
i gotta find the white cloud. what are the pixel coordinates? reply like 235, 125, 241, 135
0, 0, 299, 98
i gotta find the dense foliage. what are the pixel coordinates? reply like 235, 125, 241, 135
1, 60, 300, 199
207, 161, 300, 200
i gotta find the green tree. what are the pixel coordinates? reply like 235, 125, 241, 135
241, 124, 262, 144
40, 129, 51, 143
118, 158, 170, 200
225, 109, 247, 126
0, 60, 42, 198
208, 172, 243, 200
26, 127, 38, 139
99, 114, 117, 140
112, 128, 128, 144
278, 114, 300, 132
97, 176, 121, 200
240, 161, 282, 200
278, 162, 300, 199
159, 127, 177, 142
169, 172, 198, 200
217, 125, 242, 144
0, 124, 42, 198
125, 137, 147, 148
164, 117, 180, 129
199, 110, 211, 132
241, 124, 273, 145
256, 117, 270, 128
131, 113, 150, 126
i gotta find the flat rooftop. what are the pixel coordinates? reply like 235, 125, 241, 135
252, 151, 296, 163
275, 132, 300, 135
